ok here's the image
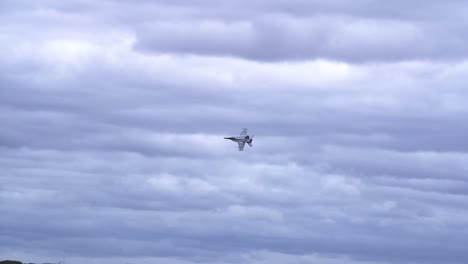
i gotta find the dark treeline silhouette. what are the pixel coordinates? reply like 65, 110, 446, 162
1, 261, 61, 264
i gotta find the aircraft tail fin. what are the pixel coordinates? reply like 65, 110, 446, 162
248, 135, 254, 147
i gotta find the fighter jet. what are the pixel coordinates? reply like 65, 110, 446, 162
224, 128, 254, 151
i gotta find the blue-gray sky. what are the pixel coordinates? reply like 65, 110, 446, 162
1, 1, 468, 263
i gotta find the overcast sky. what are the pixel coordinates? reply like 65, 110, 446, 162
2, 1, 468, 263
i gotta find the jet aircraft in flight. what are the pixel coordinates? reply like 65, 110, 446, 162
224, 128, 254, 151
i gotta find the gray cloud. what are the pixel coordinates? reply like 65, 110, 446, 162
131, 1, 468, 62
135, 17, 468, 62
2, 1, 468, 264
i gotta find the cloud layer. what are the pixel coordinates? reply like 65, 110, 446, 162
1, 1, 468, 264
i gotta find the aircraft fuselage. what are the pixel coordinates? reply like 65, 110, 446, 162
224, 136, 252, 143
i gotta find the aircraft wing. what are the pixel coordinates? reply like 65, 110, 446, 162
240, 128, 248, 136
238, 142, 245, 151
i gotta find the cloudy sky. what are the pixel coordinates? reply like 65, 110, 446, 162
2, 0, 468, 263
